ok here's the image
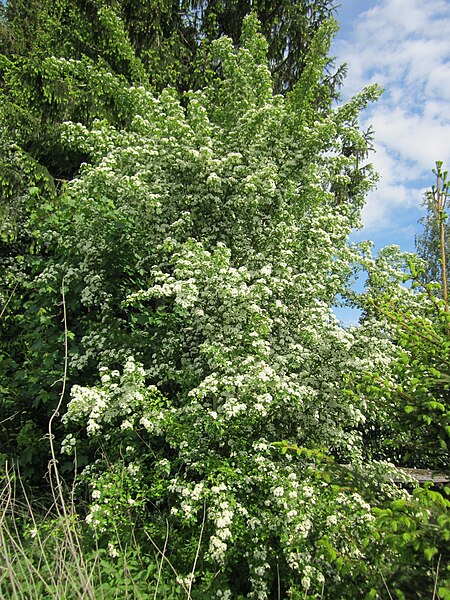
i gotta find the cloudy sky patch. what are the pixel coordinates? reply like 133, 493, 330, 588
333, 0, 450, 251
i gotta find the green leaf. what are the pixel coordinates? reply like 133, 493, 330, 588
423, 546, 438, 561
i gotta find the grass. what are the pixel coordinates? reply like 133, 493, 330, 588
0, 463, 188, 600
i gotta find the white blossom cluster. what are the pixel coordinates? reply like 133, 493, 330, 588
62, 356, 163, 438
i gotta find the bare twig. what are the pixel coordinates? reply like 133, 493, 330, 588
144, 530, 189, 595
379, 571, 394, 600
0, 413, 19, 426
277, 559, 281, 600
46, 277, 95, 599
432, 554, 441, 600
154, 519, 170, 600
187, 501, 207, 600
0, 282, 19, 320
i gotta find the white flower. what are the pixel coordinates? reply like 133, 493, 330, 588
87, 420, 101, 435
181, 501, 193, 517
211, 483, 227, 494
301, 576, 311, 590
140, 416, 152, 429
124, 357, 136, 373
176, 574, 194, 588
302, 486, 314, 498
258, 365, 274, 382
217, 527, 231, 540
217, 515, 232, 528
191, 483, 204, 501
209, 535, 227, 561
326, 515, 338, 526
127, 463, 140, 476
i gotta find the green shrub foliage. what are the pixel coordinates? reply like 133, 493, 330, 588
359, 246, 450, 470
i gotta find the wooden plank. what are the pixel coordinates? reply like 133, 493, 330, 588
393, 467, 449, 484
338, 464, 449, 485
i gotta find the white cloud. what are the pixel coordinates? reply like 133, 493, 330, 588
362, 144, 423, 230
367, 108, 450, 168
333, 0, 450, 235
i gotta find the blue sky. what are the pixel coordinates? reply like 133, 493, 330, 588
333, 0, 450, 251
331, 0, 450, 322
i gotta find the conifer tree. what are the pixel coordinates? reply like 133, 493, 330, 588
190, 0, 344, 96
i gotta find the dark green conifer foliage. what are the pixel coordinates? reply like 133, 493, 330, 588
190, 0, 344, 96
0, 0, 343, 248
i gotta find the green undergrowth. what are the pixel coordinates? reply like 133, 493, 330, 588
0, 467, 184, 600
1, 456, 449, 600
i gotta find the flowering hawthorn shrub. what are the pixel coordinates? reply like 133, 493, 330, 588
30, 15, 445, 599
50, 17, 387, 443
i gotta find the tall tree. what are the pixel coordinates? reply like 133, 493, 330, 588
416, 161, 450, 298
0, 0, 357, 479
53, 18, 391, 597
0, 7, 377, 478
